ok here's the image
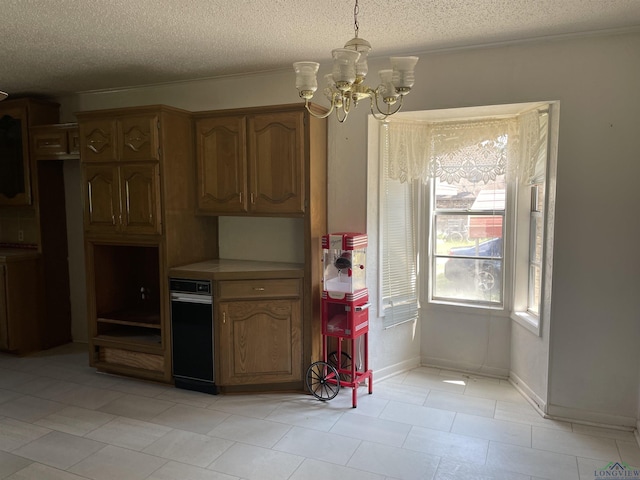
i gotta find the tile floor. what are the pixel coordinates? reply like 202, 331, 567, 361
0, 343, 639, 480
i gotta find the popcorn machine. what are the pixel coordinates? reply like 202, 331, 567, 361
305, 233, 373, 407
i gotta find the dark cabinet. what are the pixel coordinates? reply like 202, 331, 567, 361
0, 107, 30, 205
0, 99, 59, 206
0, 252, 41, 354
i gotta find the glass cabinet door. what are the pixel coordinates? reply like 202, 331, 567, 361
0, 110, 31, 205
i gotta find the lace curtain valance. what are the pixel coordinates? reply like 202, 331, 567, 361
385, 110, 546, 185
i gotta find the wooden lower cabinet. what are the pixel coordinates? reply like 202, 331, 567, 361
0, 254, 41, 354
217, 279, 302, 387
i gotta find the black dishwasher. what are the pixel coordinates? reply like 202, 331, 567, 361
169, 278, 217, 394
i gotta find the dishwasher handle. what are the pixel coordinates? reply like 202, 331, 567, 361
170, 292, 212, 305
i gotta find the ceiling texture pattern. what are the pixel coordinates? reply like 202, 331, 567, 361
2, 0, 640, 98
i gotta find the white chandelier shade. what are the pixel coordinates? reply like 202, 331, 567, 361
293, 0, 418, 123
0, 91, 7, 102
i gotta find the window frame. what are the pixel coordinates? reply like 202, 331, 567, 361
511, 108, 554, 336
429, 197, 507, 309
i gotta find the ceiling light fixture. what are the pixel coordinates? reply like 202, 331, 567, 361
293, 0, 418, 123
0, 91, 7, 102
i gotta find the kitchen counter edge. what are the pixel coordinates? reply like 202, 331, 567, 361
168, 259, 304, 281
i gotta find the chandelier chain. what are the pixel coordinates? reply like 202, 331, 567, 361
354, 0, 360, 38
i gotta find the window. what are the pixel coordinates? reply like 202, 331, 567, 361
431, 180, 505, 306
378, 103, 555, 326
528, 183, 544, 315
512, 110, 551, 332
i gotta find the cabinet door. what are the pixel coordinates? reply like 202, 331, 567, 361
0, 264, 8, 351
0, 107, 31, 205
118, 115, 160, 162
248, 111, 305, 215
84, 165, 120, 233
218, 298, 302, 385
119, 163, 161, 235
80, 119, 117, 162
195, 116, 247, 214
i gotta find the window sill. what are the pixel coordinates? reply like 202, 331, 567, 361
426, 300, 508, 317
511, 310, 541, 336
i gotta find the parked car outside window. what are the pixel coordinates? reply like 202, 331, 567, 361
443, 237, 503, 293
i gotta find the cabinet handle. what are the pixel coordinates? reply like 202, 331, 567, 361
250, 193, 255, 204
223, 312, 226, 324
253, 287, 265, 291
239, 192, 242, 204
111, 215, 116, 225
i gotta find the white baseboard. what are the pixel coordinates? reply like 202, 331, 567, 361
508, 371, 639, 435
373, 356, 421, 383
421, 355, 509, 379
545, 403, 637, 429
509, 370, 547, 414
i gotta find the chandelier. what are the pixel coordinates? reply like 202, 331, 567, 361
293, 0, 418, 123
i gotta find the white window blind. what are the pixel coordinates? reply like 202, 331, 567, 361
380, 123, 419, 328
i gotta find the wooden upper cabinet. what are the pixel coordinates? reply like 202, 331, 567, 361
0, 106, 31, 205
78, 109, 166, 236
119, 163, 161, 235
79, 118, 117, 162
248, 111, 305, 215
84, 164, 119, 232
196, 108, 306, 216
118, 115, 159, 162
0, 99, 59, 206
83, 163, 161, 235
196, 116, 247, 214
30, 123, 80, 160
80, 115, 159, 163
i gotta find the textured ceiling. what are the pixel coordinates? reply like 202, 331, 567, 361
2, 0, 640, 98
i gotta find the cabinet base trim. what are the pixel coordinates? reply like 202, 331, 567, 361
175, 377, 218, 395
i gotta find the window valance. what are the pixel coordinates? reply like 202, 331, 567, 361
385, 109, 546, 185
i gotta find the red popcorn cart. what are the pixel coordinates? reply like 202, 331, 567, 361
306, 232, 373, 408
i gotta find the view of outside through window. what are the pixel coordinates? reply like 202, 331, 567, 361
432, 175, 505, 305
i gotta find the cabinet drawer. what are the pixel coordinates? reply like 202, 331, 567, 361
99, 346, 164, 372
32, 129, 68, 156
31, 126, 80, 159
218, 279, 300, 299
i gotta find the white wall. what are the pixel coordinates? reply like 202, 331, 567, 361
57, 28, 640, 427
368, 30, 640, 426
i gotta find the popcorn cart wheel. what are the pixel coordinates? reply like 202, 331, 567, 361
328, 350, 352, 381
305, 361, 340, 401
